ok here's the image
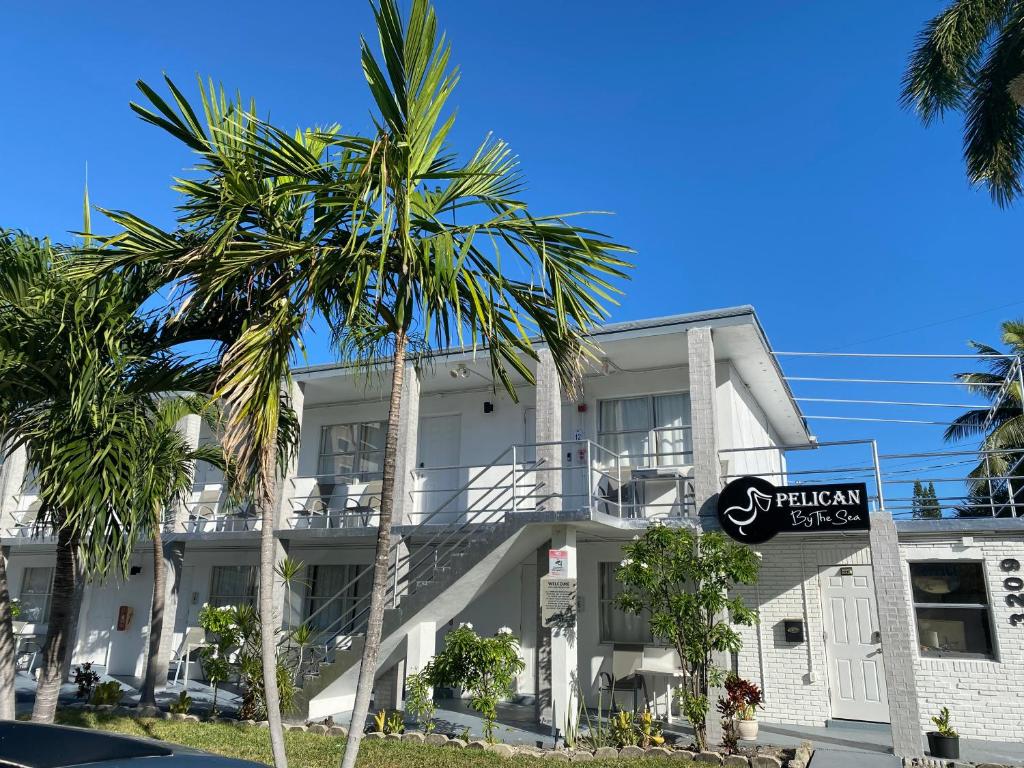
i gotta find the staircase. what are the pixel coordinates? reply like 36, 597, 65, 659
286, 442, 590, 722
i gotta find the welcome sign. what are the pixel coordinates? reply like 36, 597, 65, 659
717, 476, 870, 544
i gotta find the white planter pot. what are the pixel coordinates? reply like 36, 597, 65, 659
736, 719, 758, 741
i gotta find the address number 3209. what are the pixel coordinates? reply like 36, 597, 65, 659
1002, 558, 1024, 626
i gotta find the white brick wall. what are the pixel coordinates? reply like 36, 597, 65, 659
898, 535, 1024, 741
731, 532, 1024, 742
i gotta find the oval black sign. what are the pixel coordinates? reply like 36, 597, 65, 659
717, 477, 871, 544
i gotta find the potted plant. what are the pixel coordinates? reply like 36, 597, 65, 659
927, 707, 959, 759
718, 674, 764, 741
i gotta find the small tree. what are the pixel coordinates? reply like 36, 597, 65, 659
615, 524, 760, 751
428, 625, 525, 742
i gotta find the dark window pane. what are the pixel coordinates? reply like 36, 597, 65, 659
910, 562, 987, 605
915, 606, 993, 657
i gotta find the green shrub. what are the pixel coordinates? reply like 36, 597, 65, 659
90, 680, 123, 706
404, 669, 435, 733
168, 691, 193, 715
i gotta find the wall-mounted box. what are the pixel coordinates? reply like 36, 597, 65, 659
783, 619, 804, 643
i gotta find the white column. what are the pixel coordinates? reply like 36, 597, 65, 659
547, 524, 577, 738
403, 619, 437, 701
171, 414, 202, 532
275, 379, 305, 530
535, 349, 563, 513
0, 445, 27, 531
391, 363, 420, 525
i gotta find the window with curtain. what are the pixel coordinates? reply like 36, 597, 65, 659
599, 562, 653, 644
910, 561, 994, 658
18, 567, 53, 623
209, 565, 257, 608
318, 422, 386, 480
598, 393, 691, 467
304, 564, 368, 634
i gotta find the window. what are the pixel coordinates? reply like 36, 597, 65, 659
319, 422, 386, 481
18, 567, 53, 623
209, 565, 257, 608
598, 393, 691, 467
304, 564, 369, 634
599, 562, 653, 644
910, 561, 994, 658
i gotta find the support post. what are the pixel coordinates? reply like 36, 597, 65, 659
0, 445, 27, 532
275, 380, 305, 530
870, 511, 924, 759
535, 349, 563, 513
392, 363, 420, 525
403, 619, 437, 704
545, 524, 577, 738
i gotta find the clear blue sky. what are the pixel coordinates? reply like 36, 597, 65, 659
2, 1, 1018, 474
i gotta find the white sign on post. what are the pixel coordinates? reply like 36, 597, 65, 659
548, 548, 568, 577
540, 575, 577, 628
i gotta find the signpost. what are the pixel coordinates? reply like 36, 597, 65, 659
540, 575, 577, 628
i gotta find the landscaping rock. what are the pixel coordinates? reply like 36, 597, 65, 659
569, 750, 594, 761
695, 753, 723, 765
364, 732, 385, 740
170, 713, 187, 721
135, 705, 160, 718
307, 724, 329, 734
444, 739, 466, 749
216, 717, 236, 725
286, 724, 308, 732
385, 733, 403, 741
619, 746, 646, 758
257, 721, 270, 729
544, 751, 570, 761
594, 747, 619, 760
402, 732, 425, 743
112, 706, 132, 716
182, 715, 200, 723
467, 740, 488, 750
671, 751, 697, 761
95, 705, 115, 712
329, 726, 349, 738
749, 757, 781, 768
423, 733, 448, 745
646, 748, 673, 759
238, 720, 257, 728
724, 756, 749, 767
488, 743, 516, 757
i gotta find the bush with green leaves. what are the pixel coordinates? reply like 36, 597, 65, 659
404, 669, 436, 733
427, 625, 525, 742
168, 691, 193, 715
73, 663, 100, 700
931, 706, 958, 738
615, 524, 759, 751
89, 680, 124, 706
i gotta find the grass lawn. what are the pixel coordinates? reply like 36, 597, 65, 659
55, 711, 698, 767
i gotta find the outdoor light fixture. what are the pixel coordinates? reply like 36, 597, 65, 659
484, 401, 494, 413
449, 364, 469, 379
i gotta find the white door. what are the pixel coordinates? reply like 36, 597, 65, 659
820, 564, 890, 722
416, 415, 462, 524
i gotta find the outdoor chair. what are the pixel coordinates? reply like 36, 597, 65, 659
187, 486, 222, 533
170, 627, 208, 686
599, 644, 651, 713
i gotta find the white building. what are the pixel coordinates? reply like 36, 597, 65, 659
1, 305, 1022, 756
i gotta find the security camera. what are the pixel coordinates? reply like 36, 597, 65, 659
449, 365, 469, 379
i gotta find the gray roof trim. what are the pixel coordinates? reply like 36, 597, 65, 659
895, 517, 1024, 536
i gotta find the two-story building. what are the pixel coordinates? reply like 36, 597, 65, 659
1, 305, 1021, 756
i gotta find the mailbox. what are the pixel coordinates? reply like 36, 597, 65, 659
783, 619, 804, 643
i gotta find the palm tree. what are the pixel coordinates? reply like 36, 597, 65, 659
89, 82, 340, 767
944, 320, 1024, 515
0, 230, 208, 722
328, 2, 631, 764
135, 397, 225, 707
902, 1, 1024, 206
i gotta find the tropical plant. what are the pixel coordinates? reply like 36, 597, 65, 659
615, 524, 760, 752
945, 320, 1024, 516
902, 1, 1024, 206
72, 662, 101, 700
404, 668, 436, 733
427, 626, 526, 743
609, 710, 638, 748
0, 229, 212, 723
136, 398, 226, 707
168, 690, 194, 715
90, 680, 124, 706
198, 604, 237, 716
932, 706, 958, 737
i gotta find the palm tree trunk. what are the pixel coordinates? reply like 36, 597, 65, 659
31, 522, 77, 723
341, 328, 407, 768
259, 435, 288, 768
138, 528, 166, 707
0, 548, 16, 719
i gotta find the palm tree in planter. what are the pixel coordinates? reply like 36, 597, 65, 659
903, 1, 1024, 206
0, 231, 211, 722
134, 397, 226, 708
331, 2, 632, 764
